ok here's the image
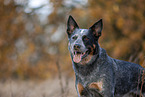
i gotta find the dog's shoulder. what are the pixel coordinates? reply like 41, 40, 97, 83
99, 47, 144, 71
97, 48, 144, 78
114, 58, 144, 71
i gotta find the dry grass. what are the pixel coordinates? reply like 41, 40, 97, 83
0, 78, 77, 97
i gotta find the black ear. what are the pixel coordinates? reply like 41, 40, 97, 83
89, 19, 103, 38
67, 15, 79, 37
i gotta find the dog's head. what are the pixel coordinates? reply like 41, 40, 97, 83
67, 15, 103, 65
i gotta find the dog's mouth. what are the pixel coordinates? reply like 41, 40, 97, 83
73, 50, 89, 63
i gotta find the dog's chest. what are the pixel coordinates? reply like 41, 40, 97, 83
77, 70, 105, 87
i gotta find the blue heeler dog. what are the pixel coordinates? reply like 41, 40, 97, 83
66, 15, 145, 97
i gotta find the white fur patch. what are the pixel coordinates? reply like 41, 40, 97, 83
80, 29, 84, 34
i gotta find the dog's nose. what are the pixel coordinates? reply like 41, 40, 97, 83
74, 44, 81, 50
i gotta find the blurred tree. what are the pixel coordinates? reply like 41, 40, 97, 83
0, 0, 26, 79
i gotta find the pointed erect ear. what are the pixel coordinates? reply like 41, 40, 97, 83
89, 19, 103, 38
67, 15, 79, 37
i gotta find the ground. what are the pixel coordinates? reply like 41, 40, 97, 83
0, 77, 77, 97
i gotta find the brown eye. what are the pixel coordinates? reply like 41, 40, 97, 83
83, 35, 89, 41
72, 35, 78, 40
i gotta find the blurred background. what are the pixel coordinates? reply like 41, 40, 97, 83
0, 0, 145, 97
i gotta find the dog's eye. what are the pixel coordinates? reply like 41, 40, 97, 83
83, 35, 89, 41
72, 35, 78, 40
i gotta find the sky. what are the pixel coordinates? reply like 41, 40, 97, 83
24, 0, 88, 23
26, 0, 53, 22
27, 0, 88, 14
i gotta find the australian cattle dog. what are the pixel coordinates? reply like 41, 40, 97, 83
66, 15, 145, 97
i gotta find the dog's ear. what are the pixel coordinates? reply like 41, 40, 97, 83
89, 19, 103, 39
67, 15, 79, 37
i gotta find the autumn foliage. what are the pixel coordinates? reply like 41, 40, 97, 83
0, 0, 144, 80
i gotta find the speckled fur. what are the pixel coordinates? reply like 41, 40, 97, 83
73, 48, 145, 97
67, 16, 145, 97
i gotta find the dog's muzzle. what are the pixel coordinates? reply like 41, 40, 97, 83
73, 49, 89, 63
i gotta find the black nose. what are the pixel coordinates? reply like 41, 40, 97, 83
74, 44, 81, 50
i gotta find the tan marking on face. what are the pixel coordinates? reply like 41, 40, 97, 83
77, 83, 84, 95
80, 55, 93, 65
89, 81, 103, 91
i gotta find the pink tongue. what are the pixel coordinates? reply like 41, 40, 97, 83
73, 54, 82, 63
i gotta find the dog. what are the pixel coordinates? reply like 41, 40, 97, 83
66, 15, 145, 97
